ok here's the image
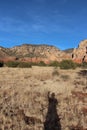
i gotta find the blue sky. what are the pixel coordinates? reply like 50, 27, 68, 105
0, 0, 87, 50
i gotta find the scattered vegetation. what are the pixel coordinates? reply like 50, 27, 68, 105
1, 60, 87, 69
5, 61, 19, 67
81, 62, 87, 68
38, 61, 46, 66
59, 60, 77, 69
49, 61, 59, 67
5, 61, 32, 68
18, 62, 32, 68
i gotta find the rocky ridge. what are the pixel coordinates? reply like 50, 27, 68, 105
0, 44, 71, 63
0, 40, 87, 63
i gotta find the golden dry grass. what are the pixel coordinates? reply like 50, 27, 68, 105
0, 67, 87, 130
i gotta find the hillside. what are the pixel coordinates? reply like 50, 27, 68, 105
63, 48, 74, 53
0, 39, 87, 63
0, 47, 10, 57
0, 44, 71, 63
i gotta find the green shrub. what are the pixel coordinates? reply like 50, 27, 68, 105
5, 61, 32, 68
38, 61, 46, 66
59, 60, 77, 69
31, 62, 38, 66
0, 61, 4, 67
81, 62, 87, 68
5, 61, 19, 67
18, 62, 32, 68
49, 61, 59, 67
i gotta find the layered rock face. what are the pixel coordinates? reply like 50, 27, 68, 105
72, 40, 87, 63
0, 44, 70, 63
0, 47, 9, 58
0, 40, 87, 63
10, 44, 70, 63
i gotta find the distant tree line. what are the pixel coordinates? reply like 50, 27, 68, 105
0, 60, 87, 69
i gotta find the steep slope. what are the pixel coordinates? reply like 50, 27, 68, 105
0, 46, 17, 62
0, 47, 9, 58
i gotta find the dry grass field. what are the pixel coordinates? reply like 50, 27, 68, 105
0, 67, 87, 130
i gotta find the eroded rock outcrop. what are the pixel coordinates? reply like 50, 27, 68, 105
72, 40, 87, 63
0, 44, 70, 63
0, 40, 87, 64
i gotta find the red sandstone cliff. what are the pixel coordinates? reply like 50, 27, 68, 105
0, 44, 70, 63
0, 40, 87, 63
72, 40, 87, 63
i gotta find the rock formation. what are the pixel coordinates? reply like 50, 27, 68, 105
0, 44, 70, 63
72, 40, 87, 63
0, 40, 87, 63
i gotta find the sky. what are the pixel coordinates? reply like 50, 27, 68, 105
0, 0, 87, 50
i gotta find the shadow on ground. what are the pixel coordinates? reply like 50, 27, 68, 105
44, 92, 61, 130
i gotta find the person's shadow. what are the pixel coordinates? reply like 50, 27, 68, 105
44, 92, 61, 130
